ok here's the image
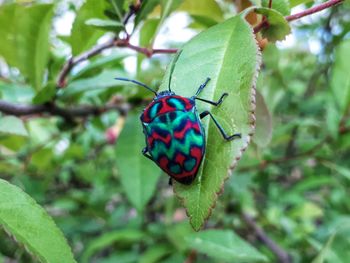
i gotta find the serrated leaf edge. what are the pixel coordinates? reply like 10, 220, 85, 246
174, 17, 261, 231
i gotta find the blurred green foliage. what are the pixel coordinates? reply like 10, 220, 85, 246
0, 0, 350, 262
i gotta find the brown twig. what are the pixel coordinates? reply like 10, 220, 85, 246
184, 250, 197, 263
122, 0, 142, 25
238, 139, 325, 172
286, 0, 343, 22
239, 119, 350, 173
57, 39, 116, 88
268, 0, 273, 8
0, 100, 128, 121
242, 212, 292, 263
57, 0, 344, 88
57, 38, 178, 88
254, 0, 344, 34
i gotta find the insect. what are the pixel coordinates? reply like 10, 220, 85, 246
115, 59, 241, 185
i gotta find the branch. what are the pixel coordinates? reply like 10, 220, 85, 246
0, 100, 128, 121
57, 39, 115, 88
57, 0, 344, 88
57, 38, 178, 88
238, 138, 325, 172
254, 0, 344, 34
242, 212, 292, 263
239, 120, 350, 173
268, 0, 272, 8
286, 0, 343, 22
122, 0, 142, 25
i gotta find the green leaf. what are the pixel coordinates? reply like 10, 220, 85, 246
32, 82, 56, 104
185, 230, 267, 262
70, 0, 108, 55
0, 116, 28, 137
330, 39, 350, 115
178, 0, 224, 22
160, 15, 260, 230
136, 0, 182, 45
110, 0, 125, 21
322, 161, 350, 181
312, 233, 336, 263
166, 222, 194, 252
148, 0, 183, 44
115, 114, 162, 212
135, 0, 160, 26
140, 18, 161, 48
0, 179, 76, 263
85, 18, 124, 31
137, 18, 160, 73
160, 0, 183, 22
61, 69, 124, 98
0, 82, 34, 103
262, 0, 290, 16
72, 53, 126, 80
290, 0, 314, 8
255, 7, 291, 42
254, 90, 272, 147
0, 4, 54, 90
81, 229, 145, 263
189, 15, 218, 28
139, 245, 173, 263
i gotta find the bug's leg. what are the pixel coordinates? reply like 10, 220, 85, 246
194, 77, 211, 97
168, 178, 173, 186
195, 93, 228, 106
200, 111, 241, 141
142, 147, 153, 161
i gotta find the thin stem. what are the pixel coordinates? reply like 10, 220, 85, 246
0, 100, 129, 121
242, 212, 292, 263
286, 0, 343, 22
57, 0, 344, 88
57, 39, 115, 88
254, 0, 344, 34
268, 0, 273, 8
238, 120, 350, 173
57, 38, 178, 88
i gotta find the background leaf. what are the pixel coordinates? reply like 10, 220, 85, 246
115, 113, 162, 212
81, 229, 145, 263
254, 90, 272, 147
178, 0, 224, 22
160, 15, 260, 230
312, 233, 336, 263
0, 4, 54, 90
290, 0, 314, 8
255, 7, 291, 42
148, 0, 183, 44
69, 0, 108, 55
85, 18, 124, 31
262, 0, 290, 16
0, 179, 76, 263
134, 0, 160, 26
185, 229, 267, 262
331, 39, 350, 116
0, 116, 28, 137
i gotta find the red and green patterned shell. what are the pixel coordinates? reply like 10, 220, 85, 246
141, 95, 205, 184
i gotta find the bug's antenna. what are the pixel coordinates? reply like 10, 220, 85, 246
168, 50, 182, 92
115, 77, 157, 96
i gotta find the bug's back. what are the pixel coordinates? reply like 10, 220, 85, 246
142, 96, 205, 184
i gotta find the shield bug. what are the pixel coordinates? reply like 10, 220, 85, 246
115, 57, 241, 185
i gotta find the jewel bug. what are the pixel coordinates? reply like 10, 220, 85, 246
115, 55, 241, 185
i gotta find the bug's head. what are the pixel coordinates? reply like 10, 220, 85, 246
155, 90, 175, 99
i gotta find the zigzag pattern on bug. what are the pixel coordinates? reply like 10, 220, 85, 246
145, 110, 205, 179
141, 96, 194, 123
